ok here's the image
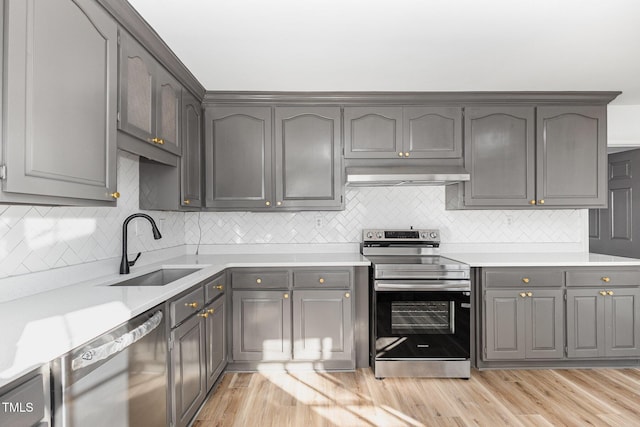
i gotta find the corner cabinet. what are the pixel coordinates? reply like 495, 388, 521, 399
1, 0, 119, 205
344, 106, 462, 159
118, 30, 182, 164
447, 105, 608, 209
204, 106, 343, 211
139, 90, 202, 210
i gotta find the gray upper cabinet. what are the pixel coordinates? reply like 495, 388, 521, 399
447, 104, 607, 209
344, 106, 462, 159
205, 107, 273, 209
403, 107, 462, 158
118, 30, 181, 162
459, 107, 536, 207
344, 107, 403, 158
181, 91, 202, 208
139, 90, 202, 211
536, 106, 607, 207
1, 0, 118, 205
205, 105, 343, 211
274, 107, 342, 209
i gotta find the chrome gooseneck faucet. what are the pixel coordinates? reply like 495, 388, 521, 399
120, 213, 162, 274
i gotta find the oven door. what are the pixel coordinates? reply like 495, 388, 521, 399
374, 281, 471, 360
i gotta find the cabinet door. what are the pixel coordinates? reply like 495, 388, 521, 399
605, 288, 640, 357
155, 67, 182, 155
292, 290, 353, 361
274, 107, 342, 209
3, 0, 117, 203
484, 290, 526, 360
566, 288, 605, 358
403, 107, 462, 158
536, 106, 607, 207
525, 289, 564, 359
181, 91, 202, 208
463, 107, 536, 207
205, 296, 226, 390
344, 107, 403, 158
171, 315, 206, 427
205, 107, 273, 209
232, 290, 292, 361
118, 30, 155, 143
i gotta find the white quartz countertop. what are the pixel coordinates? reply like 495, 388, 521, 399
0, 252, 370, 388
443, 252, 640, 267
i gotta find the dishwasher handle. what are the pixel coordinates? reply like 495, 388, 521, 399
71, 310, 163, 371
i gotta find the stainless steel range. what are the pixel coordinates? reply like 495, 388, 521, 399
362, 229, 471, 379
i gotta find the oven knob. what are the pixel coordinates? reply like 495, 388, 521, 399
366, 232, 373, 239
430, 232, 437, 239
420, 232, 427, 239
376, 232, 383, 239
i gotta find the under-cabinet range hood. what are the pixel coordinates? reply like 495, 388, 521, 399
346, 166, 470, 186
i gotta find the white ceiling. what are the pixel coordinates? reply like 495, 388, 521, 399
128, 0, 640, 105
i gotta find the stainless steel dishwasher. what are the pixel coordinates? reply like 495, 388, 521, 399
52, 305, 168, 427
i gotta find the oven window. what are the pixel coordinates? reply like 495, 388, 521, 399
391, 301, 454, 334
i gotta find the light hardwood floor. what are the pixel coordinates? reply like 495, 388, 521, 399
193, 368, 640, 426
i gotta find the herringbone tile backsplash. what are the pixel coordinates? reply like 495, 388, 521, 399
0, 152, 586, 280
185, 187, 585, 246
0, 152, 184, 279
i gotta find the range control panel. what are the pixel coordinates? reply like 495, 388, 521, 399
362, 229, 440, 243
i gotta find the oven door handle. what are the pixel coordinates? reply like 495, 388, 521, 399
374, 280, 471, 292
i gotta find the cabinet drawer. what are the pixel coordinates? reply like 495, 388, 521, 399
204, 272, 226, 303
0, 371, 46, 427
232, 271, 290, 289
484, 268, 564, 288
566, 269, 640, 287
170, 286, 205, 327
293, 270, 351, 289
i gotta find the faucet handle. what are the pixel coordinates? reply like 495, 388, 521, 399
128, 252, 142, 267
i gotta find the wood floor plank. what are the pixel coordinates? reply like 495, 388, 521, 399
194, 368, 640, 427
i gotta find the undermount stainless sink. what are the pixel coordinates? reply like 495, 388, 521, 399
110, 268, 200, 287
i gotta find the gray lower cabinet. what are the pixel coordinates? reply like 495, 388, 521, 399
1, 0, 118, 205
566, 287, 640, 358
344, 106, 462, 159
118, 30, 182, 163
169, 274, 227, 427
204, 106, 343, 211
139, 90, 202, 211
171, 313, 207, 427
205, 296, 226, 390
0, 366, 50, 427
484, 288, 564, 360
446, 105, 607, 209
232, 290, 292, 361
292, 289, 353, 361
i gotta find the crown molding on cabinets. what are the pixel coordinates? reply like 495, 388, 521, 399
203, 91, 621, 106
96, 0, 205, 100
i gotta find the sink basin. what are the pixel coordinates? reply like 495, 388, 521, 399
110, 268, 201, 287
